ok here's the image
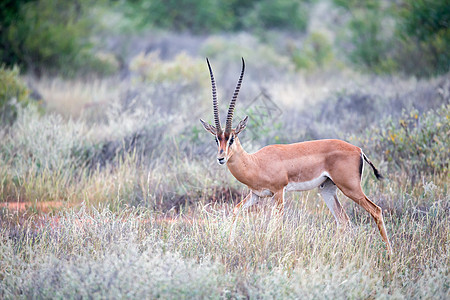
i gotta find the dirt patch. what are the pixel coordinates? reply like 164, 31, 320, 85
0, 201, 68, 213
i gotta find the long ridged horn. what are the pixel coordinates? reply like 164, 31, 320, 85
226, 57, 245, 133
206, 58, 221, 134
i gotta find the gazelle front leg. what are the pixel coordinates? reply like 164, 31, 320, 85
232, 192, 260, 216
273, 189, 285, 215
230, 192, 260, 241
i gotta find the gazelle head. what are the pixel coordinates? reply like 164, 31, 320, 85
200, 58, 249, 165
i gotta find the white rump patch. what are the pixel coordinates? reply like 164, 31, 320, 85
285, 172, 331, 192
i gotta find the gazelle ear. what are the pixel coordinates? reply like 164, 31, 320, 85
234, 116, 249, 135
200, 119, 217, 135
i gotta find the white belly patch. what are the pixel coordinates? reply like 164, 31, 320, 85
253, 189, 274, 197
285, 172, 330, 192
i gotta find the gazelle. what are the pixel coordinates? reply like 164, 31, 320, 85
200, 58, 392, 255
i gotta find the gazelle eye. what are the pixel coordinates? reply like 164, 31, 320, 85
229, 136, 235, 146
215, 137, 219, 145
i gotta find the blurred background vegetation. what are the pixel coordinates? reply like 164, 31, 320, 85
0, 0, 448, 77
0, 0, 447, 212
0, 1, 449, 298
0, 0, 448, 199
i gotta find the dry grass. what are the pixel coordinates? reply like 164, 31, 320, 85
0, 175, 448, 298
0, 49, 449, 298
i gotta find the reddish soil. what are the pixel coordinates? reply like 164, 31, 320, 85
0, 201, 67, 213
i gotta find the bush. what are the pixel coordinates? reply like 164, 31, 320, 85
0, 64, 30, 124
124, 0, 234, 33
0, 105, 89, 175
333, 0, 396, 73
333, 0, 449, 76
201, 33, 293, 81
1, 0, 115, 76
242, 0, 309, 32
0, 0, 33, 66
395, 0, 450, 77
123, 0, 311, 33
129, 51, 207, 84
288, 31, 334, 70
355, 104, 449, 178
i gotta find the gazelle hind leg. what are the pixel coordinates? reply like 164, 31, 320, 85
318, 178, 350, 228
335, 181, 393, 255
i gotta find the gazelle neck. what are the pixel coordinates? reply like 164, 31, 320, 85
226, 138, 255, 186
227, 137, 248, 162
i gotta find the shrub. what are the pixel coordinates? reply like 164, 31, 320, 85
333, 0, 449, 76
129, 51, 207, 84
201, 33, 293, 80
0, 64, 30, 124
1, 0, 114, 76
354, 104, 449, 178
123, 0, 311, 33
242, 0, 309, 32
124, 0, 234, 33
288, 31, 334, 70
0, 0, 32, 66
333, 0, 396, 73
395, 0, 450, 77
0, 105, 89, 175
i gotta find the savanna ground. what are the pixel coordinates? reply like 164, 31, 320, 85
1, 0, 449, 298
